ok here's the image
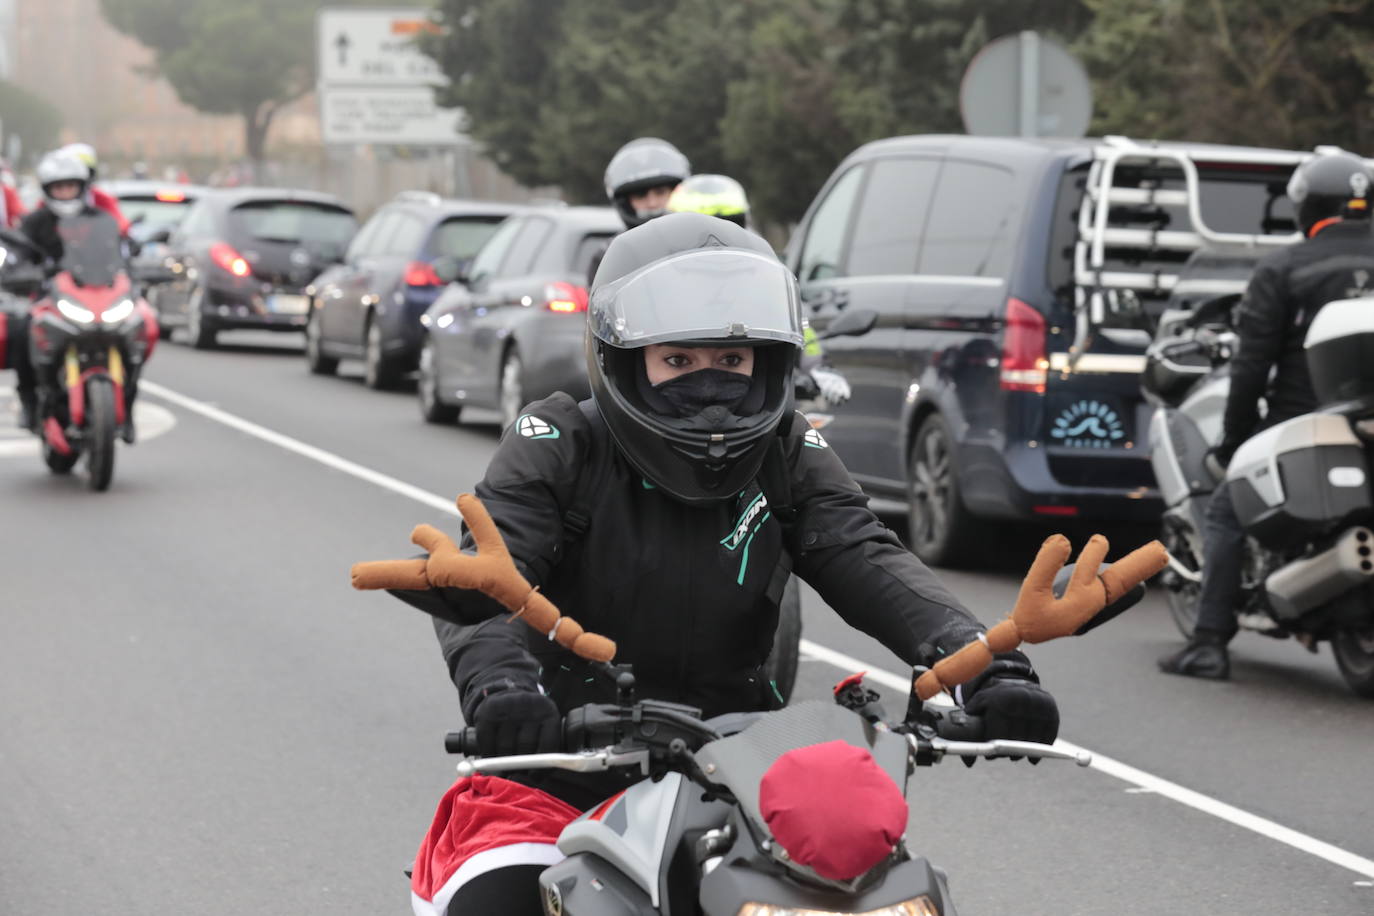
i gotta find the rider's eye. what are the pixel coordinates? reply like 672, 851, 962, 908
664, 354, 690, 369
719, 353, 743, 368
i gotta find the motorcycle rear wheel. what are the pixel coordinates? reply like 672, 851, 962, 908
1163, 528, 1202, 638
84, 380, 117, 492
1332, 628, 1374, 698
42, 438, 79, 474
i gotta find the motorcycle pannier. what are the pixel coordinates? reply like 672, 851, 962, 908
1228, 413, 1373, 549
1306, 296, 1374, 404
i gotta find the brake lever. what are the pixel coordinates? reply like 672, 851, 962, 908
455, 747, 650, 779
912, 734, 1092, 767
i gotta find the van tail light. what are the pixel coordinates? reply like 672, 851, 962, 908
545, 281, 588, 313
209, 242, 251, 278
404, 261, 443, 287
1033, 504, 1079, 517
999, 297, 1048, 393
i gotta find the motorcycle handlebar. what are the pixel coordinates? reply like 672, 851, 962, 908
444, 728, 478, 755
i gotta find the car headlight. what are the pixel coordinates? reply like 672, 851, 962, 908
736, 896, 939, 916
57, 299, 96, 325
102, 299, 136, 324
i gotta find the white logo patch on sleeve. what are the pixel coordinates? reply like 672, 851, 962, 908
516, 414, 560, 440
803, 428, 829, 449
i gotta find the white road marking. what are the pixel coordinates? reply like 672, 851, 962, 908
142, 379, 1374, 881
0, 385, 177, 456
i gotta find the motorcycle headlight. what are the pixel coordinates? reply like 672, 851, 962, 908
102, 299, 136, 324
57, 299, 96, 325
736, 896, 939, 916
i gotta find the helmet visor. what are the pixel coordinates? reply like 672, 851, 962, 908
590, 249, 803, 349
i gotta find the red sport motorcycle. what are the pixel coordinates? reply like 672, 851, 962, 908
0, 212, 159, 491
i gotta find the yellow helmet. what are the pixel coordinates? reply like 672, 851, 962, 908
667, 174, 750, 229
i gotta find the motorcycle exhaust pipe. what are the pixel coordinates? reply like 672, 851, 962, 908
1265, 526, 1374, 620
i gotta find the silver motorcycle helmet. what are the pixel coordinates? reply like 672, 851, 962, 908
603, 138, 691, 229
37, 150, 91, 219
586, 212, 803, 503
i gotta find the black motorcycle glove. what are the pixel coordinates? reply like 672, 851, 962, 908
472, 687, 561, 758
960, 655, 1060, 752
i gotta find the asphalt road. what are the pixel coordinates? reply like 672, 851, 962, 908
2, 330, 1372, 915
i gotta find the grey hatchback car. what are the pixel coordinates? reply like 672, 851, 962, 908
417, 205, 623, 428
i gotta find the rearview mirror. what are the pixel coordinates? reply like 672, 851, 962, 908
433, 255, 468, 285
820, 308, 878, 340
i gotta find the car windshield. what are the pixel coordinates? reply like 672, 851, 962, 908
119, 196, 195, 242
227, 201, 357, 249
431, 217, 506, 260
56, 211, 124, 287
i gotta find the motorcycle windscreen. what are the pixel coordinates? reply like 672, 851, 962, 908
57, 212, 124, 287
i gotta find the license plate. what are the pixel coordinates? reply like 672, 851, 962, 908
269, 294, 308, 315
1046, 396, 1131, 449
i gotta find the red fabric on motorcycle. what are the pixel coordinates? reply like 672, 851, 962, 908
758, 739, 908, 881
410, 775, 579, 916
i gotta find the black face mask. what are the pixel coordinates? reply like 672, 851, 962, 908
652, 368, 752, 419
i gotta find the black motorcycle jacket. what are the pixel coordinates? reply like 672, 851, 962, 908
17, 202, 103, 265
395, 393, 986, 722
1224, 219, 1374, 448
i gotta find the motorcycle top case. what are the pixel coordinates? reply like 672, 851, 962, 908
1227, 412, 1373, 549
1305, 295, 1374, 403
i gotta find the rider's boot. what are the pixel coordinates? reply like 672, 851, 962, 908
1157, 628, 1230, 680
16, 387, 37, 432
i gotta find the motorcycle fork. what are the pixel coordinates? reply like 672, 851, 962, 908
64, 345, 126, 428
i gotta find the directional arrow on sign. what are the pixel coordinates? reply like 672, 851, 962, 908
334, 31, 351, 67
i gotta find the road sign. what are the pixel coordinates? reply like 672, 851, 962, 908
317, 7, 446, 88
320, 87, 463, 146
960, 31, 1093, 138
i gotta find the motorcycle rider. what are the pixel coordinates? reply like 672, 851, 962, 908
395, 214, 1059, 914
63, 142, 131, 237
13, 150, 146, 443
0, 157, 25, 228
665, 173, 853, 408
1159, 150, 1374, 680
586, 137, 691, 285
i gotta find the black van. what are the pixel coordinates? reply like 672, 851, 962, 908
784, 134, 1303, 564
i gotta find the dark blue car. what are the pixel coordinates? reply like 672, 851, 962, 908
305, 192, 521, 388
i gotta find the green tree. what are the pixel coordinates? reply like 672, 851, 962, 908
426, 0, 568, 188
0, 80, 63, 164
1078, 0, 1374, 150
100, 0, 334, 164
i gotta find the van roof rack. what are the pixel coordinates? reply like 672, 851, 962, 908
1071, 135, 1312, 358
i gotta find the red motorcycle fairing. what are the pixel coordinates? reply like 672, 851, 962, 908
52, 271, 132, 318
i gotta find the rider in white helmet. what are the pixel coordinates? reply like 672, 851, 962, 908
62, 142, 131, 235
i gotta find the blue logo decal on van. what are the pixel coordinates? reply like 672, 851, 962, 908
1050, 400, 1125, 448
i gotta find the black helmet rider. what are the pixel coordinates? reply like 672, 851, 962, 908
1286, 149, 1373, 236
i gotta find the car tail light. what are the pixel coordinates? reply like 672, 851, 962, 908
209, 242, 251, 278
999, 297, 1048, 393
545, 281, 588, 313
1033, 504, 1079, 517
404, 260, 443, 287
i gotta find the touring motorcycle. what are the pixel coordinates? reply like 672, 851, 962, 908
0, 213, 159, 491
1143, 291, 1374, 694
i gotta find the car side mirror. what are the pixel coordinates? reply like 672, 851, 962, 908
433, 255, 468, 285
820, 308, 878, 339
147, 227, 172, 244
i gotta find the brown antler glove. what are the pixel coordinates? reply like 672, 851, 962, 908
913, 535, 1168, 700
350, 493, 616, 663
